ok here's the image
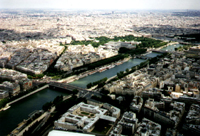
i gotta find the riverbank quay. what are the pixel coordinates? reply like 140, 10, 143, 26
10, 107, 54, 136
86, 75, 118, 90
8, 85, 49, 106
0, 84, 49, 112
57, 57, 131, 84
147, 41, 179, 51
10, 94, 75, 136
0, 87, 72, 136
0, 104, 10, 111
9, 110, 46, 136
85, 59, 150, 90
157, 42, 179, 50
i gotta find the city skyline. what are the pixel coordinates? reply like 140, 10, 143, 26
0, 1, 200, 135
0, 0, 200, 10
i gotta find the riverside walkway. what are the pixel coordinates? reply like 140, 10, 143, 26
7, 84, 49, 106
15, 112, 48, 136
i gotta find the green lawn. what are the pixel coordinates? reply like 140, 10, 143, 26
81, 111, 90, 115
91, 114, 95, 117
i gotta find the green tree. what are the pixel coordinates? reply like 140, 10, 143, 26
36, 74, 44, 78
101, 88, 110, 95
126, 68, 129, 73
72, 89, 79, 94
27, 75, 33, 79
42, 102, 52, 111
0, 98, 9, 109
53, 95, 63, 105
87, 83, 93, 89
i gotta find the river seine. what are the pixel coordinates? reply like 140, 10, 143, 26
0, 52, 166, 135
0, 88, 70, 136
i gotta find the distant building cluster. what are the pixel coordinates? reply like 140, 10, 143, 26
0, 68, 27, 81
0, 40, 65, 75
55, 45, 117, 71
185, 46, 200, 58
0, 11, 200, 41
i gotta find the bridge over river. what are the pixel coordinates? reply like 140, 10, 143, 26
150, 50, 169, 53
49, 82, 87, 92
49, 82, 102, 98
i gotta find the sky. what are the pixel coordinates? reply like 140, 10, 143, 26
0, 0, 200, 10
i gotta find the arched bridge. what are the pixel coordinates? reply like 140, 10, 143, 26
49, 82, 87, 92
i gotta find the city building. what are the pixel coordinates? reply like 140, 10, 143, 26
54, 102, 117, 133
130, 95, 143, 113
109, 111, 138, 135
0, 81, 20, 96
0, 89, 9, 99
135, 118, 161, 136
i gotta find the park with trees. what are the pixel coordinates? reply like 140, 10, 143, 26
70, 35, 167, 49
44, 35, 168, 79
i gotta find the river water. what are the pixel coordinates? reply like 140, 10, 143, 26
0, 52, 162, 136
145, 52, 162, 58
0, 88, 70, 136
160, 44, 183, 51
69, 58, 146, 88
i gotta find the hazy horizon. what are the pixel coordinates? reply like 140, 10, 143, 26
0, 0, 200, 10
